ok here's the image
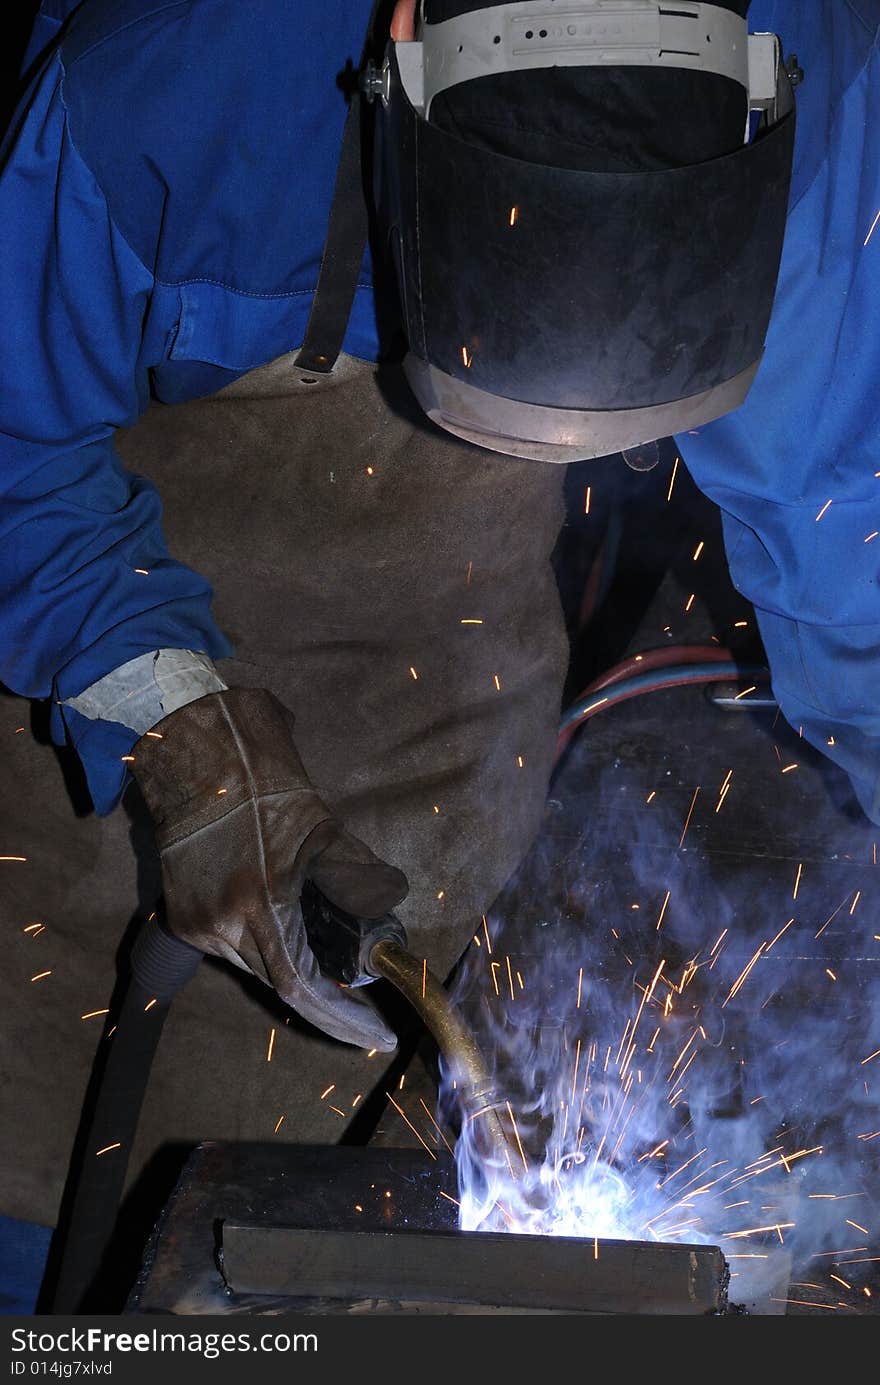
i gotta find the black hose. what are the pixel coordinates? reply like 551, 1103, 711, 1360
49, 922, 201, 1313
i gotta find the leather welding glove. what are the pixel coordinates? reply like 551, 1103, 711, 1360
129, 687, 408, 1050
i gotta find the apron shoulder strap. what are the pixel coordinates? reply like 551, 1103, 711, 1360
294, 1, 389, 375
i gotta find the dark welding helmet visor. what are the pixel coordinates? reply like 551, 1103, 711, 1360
368, 2, 796, 461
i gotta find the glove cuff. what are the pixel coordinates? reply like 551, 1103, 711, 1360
130, 687, 329, 845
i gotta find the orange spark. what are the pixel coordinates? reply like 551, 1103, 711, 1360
710, 927, 728, 955
668, 1029, 699, 1083
95, 1143, 121, 1157
419, 1098, 455, 1154
656, 889, 671, 931
723, 1222, 795, 1240
506, 1101, 529, 1173
766, 918, 793, 951
815, 499, 832, 522
657, 1148, 708, 1189
722, 943, 765, 1007
266, 1028, 276, 1062
678, 788, 699, 847
666, 456, 680, 502
770, 1298, 837, 1310
815, 897, 847, 938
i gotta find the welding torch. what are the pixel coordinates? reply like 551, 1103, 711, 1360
49, 879, 517, 1313
300, 879, 519, 1179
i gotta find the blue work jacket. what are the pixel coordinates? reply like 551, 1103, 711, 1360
1, 1, 878, 815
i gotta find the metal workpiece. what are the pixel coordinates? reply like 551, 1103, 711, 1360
219, 1222, 729, 1315
367, 939, 521, 1180
127, 1145, 732, 1314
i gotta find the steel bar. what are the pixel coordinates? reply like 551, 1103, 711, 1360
220, 1223, 728, 1315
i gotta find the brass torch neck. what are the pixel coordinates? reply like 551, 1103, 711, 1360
368, 939, 520, 1179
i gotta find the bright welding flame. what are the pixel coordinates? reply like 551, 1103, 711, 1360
438, 811, 880, 1310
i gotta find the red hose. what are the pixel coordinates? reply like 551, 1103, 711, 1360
580, 644, 733, 696
555, 645, 736, 763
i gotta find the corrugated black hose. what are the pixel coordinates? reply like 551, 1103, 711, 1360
49, 921, 202, 1313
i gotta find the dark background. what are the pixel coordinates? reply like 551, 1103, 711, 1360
1, 3, 40, 135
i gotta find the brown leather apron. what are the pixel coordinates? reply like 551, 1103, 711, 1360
0, 352, 568, 1224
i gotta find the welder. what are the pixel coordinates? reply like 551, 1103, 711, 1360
0, 0, 876, 1246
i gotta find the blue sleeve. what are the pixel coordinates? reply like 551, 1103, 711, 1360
677, 3, 880, 821
0, 53, 232, 813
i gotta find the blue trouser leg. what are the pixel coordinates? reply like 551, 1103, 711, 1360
720, 509, 880, 826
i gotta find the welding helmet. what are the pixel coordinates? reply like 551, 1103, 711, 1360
363, 1, 797, 462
